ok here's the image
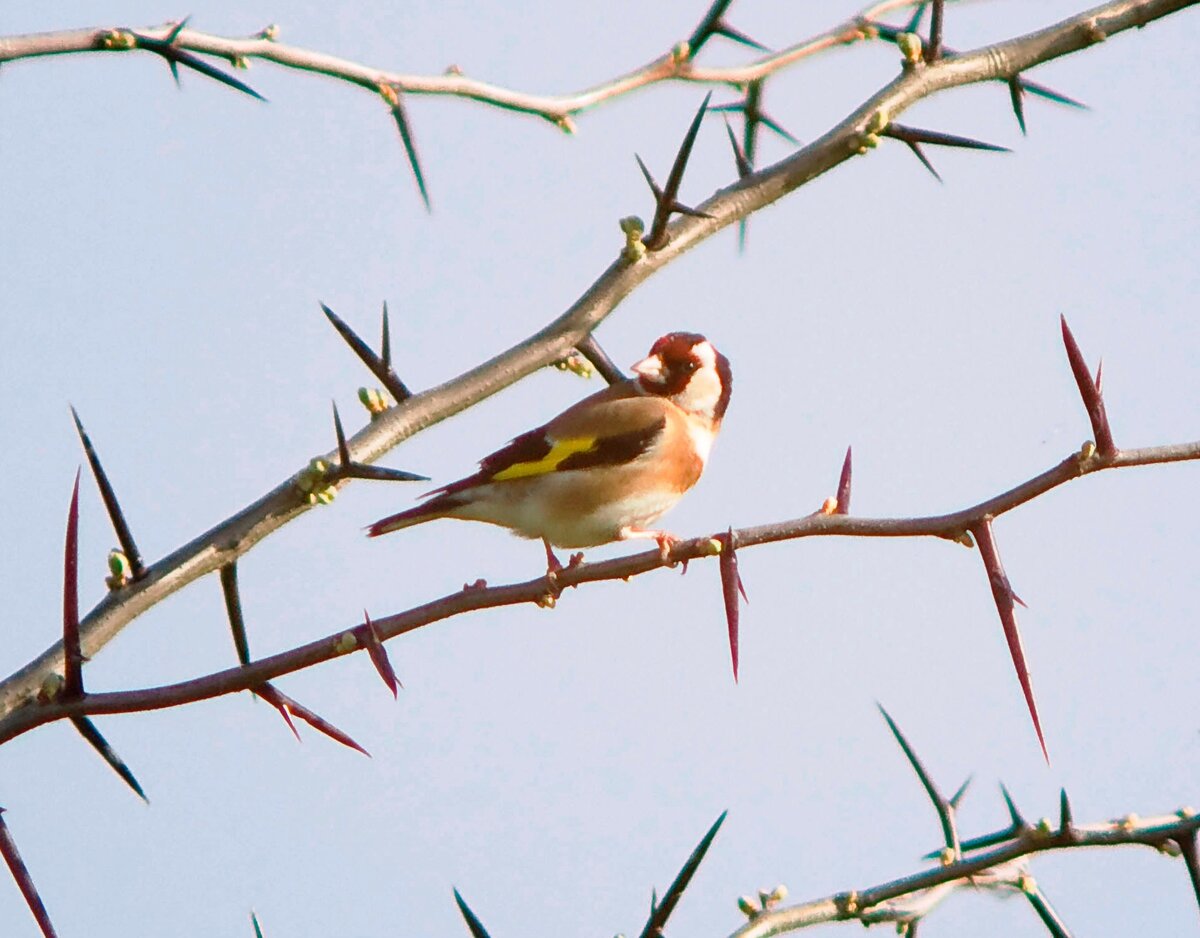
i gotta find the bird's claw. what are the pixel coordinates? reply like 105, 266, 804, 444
655, 533, 680, 566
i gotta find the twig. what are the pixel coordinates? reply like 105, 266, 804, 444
2, 439, 1196, 742
730, 807, 1200, 935
0, 3, 932, 123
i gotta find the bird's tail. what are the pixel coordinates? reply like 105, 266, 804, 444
366, 491, 467, 538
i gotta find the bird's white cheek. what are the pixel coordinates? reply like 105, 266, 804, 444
675, 369, 723, 417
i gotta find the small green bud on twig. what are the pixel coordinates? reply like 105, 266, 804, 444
100, 29, 137, 50
620, 216, 647, 262
106, 549, 133, 590
897, 32, 923, 65
553, 353, 594, 378
359, 387, 390, 417
39, 673, 65, 703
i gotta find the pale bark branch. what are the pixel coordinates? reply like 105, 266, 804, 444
730, 810, 1200, 935
0, 2, 927, 123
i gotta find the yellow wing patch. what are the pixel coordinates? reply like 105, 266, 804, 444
491, 437, 596, 481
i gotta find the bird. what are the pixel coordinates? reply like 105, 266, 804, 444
367, 332, 731, 569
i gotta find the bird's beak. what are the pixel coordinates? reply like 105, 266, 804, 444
631, 355, 663, 380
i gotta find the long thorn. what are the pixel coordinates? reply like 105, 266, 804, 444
363, 611, 400, 698
713, 22, 769, 53
220, 562, 251, 667
321, 303, 411, 403
1175, 831, 1200, 915
452, 888, 492, 938
333, 402, 352, 468
0, 809, 59, 938
1001, 783, 1028, 829
644, 93, 712, 250
950, 775, 972, 809
926, 0, 944, 61
1060, 316, 1115, 456
719, 528, 745, 682
686, 0, 736, 55
723, 116, 751, 178
380, 302, 392, 369
637, 811, 727, 938
1021, 78, 1086, 109
71, 716, 147, 802
387, 91, 431, 212
254, 684, 369, 756
1009, 76, 1028, 135
62, 470, 83, 700
70, 408, 144, 577
1059, 788, 1073, 832
1023, 883, 1072, 938
904, 2, 928, 34
340, 464, 429, 482
902, 139, 942, 182
878, 704, 959, 854
883, 124, 1009, 153
133, 25, 266, 101
835, 446, 853, 514
972, 518, 1049, 762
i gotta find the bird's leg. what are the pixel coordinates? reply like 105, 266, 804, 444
537, 537, 566, 606
619, 526, 680, 565
542, 537, 564, 574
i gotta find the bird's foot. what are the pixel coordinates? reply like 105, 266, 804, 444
541, 539, 584, 599
620, 526, 681, 567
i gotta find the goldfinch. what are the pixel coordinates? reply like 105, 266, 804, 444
367, 332, 731, 562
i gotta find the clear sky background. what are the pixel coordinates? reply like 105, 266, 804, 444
1, 2, 1197, 935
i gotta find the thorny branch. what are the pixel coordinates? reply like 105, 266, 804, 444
2, 438, 1196, 745
723, 704, 1200, 935
0, 2, 954, 124
728, 807, 1200, 935
1, 0, 1193, 725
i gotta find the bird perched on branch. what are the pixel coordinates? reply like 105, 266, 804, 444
367, 332, 731, 568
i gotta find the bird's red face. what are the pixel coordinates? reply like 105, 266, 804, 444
631, 332, 732, 421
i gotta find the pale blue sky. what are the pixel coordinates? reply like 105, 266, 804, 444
2, 2, 1197, 935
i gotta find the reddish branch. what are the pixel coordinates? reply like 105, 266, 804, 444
2, 439, 1195, 745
